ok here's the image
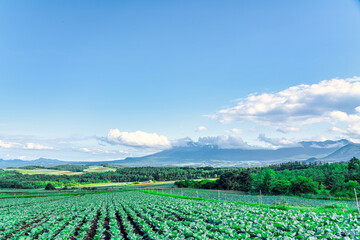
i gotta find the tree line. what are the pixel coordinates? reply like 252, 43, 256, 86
175, 157, 360, 198
0, 166, 236, 189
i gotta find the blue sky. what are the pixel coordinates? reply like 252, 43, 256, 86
1, 0, 360, 161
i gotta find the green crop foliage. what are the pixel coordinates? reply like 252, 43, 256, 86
0, 191, 359, 239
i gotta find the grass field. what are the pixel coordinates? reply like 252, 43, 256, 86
75, 182, 129, 188
5, 165, 116, 175
83, 166, 116, 173
0, 190, 359, 239
4, 168, 83, 175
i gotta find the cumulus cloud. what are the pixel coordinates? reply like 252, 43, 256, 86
328, 107, 360, 137
258, 134, 300, 148
104, 129, 171, 149
0, 140, 53, 150
196, 126, 207, 132
171, 137, 193, 147
211, 77, 360, 129
170, 135, 253, 149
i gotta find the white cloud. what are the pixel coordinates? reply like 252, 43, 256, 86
171, 137, 193, 147
211, 77, 360, 129
328, 108, 360, 137
24, 143, 54, 150
198, 135, 252, 149
0, 140, 22, 149
226, 128, 242, 134
104, 129, 171, 149
171, 135, 253, 149
196, 126, 207, 132
258, 134, 300, 148
0, 140, 53, 150
276, 127, 300, 134
75, 147, 128, 155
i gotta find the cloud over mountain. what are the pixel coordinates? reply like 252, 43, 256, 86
258, 134, 300, 148
197, 135, 252, 149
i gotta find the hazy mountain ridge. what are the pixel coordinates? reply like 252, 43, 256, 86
1, 139, 358, 168
307, 143, 360, 163
115, 139, 355, 167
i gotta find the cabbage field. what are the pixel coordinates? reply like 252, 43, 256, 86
0, 191, 359, 239
145, 188, 359, 208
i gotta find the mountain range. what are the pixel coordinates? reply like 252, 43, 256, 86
0, 139, 359, 168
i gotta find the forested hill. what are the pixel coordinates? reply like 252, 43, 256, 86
0, 167, 235, 189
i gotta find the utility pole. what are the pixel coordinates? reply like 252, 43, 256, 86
355, 188, 360, 214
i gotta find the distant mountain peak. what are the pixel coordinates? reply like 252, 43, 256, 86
322, 143, 360, 161
299, 139, 350, 149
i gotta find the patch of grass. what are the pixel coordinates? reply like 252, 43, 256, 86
83, 166, 116, 173
125, 181, 176, 188
5, 168, 82, 175
75, 182, 129, 188
5, 165, 117, 176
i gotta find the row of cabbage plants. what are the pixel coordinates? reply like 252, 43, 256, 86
1, 191, 359, 239
147, 188, 358, 208
120, 191, 360, 239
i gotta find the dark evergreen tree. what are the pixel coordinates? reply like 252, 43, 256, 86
348, 157, 360, 170
45, 183, 56, 190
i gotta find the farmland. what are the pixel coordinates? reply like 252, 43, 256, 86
144, 188, 359, 209
5, 166, 116, 176
1, 190, 359, 239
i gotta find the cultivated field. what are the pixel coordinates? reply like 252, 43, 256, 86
5, 166, 116, 176
144, 188, 359, 209
0, 190, 359, 239
4, 168, 83, 176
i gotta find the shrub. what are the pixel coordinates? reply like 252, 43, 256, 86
45, 183, 56, 190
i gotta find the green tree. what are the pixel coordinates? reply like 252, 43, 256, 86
217, 171, 252, 191
329, 173, 345, 195
348, 157, 360, 170
261, 169, 275, 193
290, 176, 318, 195
45, 183, 56, 190
271, 180, 291, 195
343, 180, 360, 193
251, 169, 275, 194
